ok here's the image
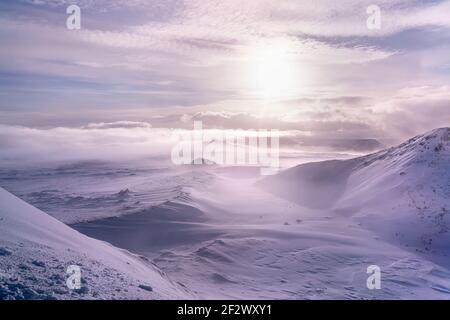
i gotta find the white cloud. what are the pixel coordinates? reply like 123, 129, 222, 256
0, 0, 449, 136
83, 121, 152, 129
0, 124, 174, 166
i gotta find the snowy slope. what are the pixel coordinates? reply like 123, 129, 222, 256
0, 187, 189, 300
147, 162, 450, 299
1, 128, 449, 300
260, 127, 450, 254
70, 127, 450, 299
337, 127, 450, 253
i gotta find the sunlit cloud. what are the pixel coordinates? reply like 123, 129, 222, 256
0, 0, 449, 142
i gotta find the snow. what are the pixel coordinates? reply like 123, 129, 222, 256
261, 127, 450, 255
1, 127, 449, 299
0, 187, 189, 299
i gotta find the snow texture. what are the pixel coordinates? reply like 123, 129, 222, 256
1, 127, 449, 299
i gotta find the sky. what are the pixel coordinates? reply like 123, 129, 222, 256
0, 0, 449, 145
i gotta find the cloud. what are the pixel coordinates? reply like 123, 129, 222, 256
1, 84, 448, 168
372, 85, 450, 140
83, 121, 152, 129
0, 0, 449, 141
0, 120, 382, 168
0, 124, 174, 166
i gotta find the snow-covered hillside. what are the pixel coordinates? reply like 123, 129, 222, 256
1, 128, 449, 300
0, 187, 189, 300
261, 127, 450, 255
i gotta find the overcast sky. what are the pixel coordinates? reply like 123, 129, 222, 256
0, 0, 449, 141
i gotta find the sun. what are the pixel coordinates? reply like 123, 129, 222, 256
243, 40, 303, 101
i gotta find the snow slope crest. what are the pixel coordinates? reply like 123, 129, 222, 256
261, 127, 450, 252
358, 127, 449, 168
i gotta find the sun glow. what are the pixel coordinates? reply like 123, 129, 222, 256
244, 41, 304, 101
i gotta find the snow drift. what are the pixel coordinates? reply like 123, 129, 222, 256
1, 127, 449, 300
260, 127, 450, 253
0, 187, 188, 300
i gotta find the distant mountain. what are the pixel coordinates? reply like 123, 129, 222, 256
260, 128, 450, 252
279, 136, 384, 152
190, 158, 217, 165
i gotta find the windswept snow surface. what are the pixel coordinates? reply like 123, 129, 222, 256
1, 128, 450, 299
261, 128, 450, 257
0, 188, 189, 300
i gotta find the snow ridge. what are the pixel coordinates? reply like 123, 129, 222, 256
0, 188, 189, 300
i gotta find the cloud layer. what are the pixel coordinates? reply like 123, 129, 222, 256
0, 0, 449, 144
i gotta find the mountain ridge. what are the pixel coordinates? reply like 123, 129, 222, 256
260, 127, 450, 253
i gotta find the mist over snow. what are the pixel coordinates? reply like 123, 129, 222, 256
0, 121, 386, 168
0, 122, 175, 166
1, 127, 450, 299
